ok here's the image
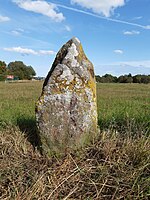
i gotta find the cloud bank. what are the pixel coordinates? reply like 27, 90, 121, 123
13, 0, 65, 22
123, 30, 140, 35
71, 0, 125, 17
0, 15, 10, 22
4, 47, 56, 56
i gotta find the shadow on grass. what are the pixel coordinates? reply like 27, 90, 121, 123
17, 117, 42, 153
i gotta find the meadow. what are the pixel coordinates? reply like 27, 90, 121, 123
0, 81, 150, 199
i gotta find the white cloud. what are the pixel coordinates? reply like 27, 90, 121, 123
11, 30, 21, 36
38, 50, 56, 55
123, 30, 140, 35
114, 49, 123, 54
0, 15, 10, 22
4, 47, 38, 55
71, 0, 125, 17
145, 25, 150, 30
11, 28, 25, 36
65, 25, 71, 32
132, 16, 143, 20
13, 0, 65, 22
4, 47, 56, 56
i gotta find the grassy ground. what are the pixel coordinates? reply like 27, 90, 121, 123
97, 83, 150, 133
0, 82, 149, 132
0, 81, 42, 126
0, 81, 150, 199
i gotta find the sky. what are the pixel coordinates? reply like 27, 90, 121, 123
0, 0, 150, 77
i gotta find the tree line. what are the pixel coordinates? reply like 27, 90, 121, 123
0, 60, 36, 81
96, 73, 150, 84
0, 60, 149, 83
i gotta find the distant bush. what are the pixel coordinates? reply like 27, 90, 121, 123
96, 73, 150, 84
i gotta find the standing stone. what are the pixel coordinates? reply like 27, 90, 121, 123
36, 37, 97, 155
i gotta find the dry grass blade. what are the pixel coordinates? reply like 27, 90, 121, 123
63, 186, 79, 200
47, 167, 80, 199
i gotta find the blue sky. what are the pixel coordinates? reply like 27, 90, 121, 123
0, 0, 150, 76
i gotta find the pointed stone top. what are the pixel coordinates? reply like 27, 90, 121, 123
71, 37, 81, 45
43, 36, 88, 88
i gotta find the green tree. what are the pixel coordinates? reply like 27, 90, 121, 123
0, 61, 7, 74
133, 75, 142, 83
118, 74, 133, 83
26, 66, 36, 77
141, 75, 150, 84
95, 75, 101, 82
103, 74, 117, 83
96, 74, 117, 83
7, 61, 36, 80
0, 61, 7, 81
118, 75, 126, 83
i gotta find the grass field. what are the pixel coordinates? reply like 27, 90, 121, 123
0, 81, 150, 199
97, 83, 150, 134
0, 81, 150, 132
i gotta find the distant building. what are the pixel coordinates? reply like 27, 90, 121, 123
6, 75, 14, 80
5, 75, 19, 82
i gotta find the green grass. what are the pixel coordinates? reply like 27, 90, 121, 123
0, 81, 150, 199
0, 81, 42, 126
97, 83, 150, 134
0, 82, 149, 133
